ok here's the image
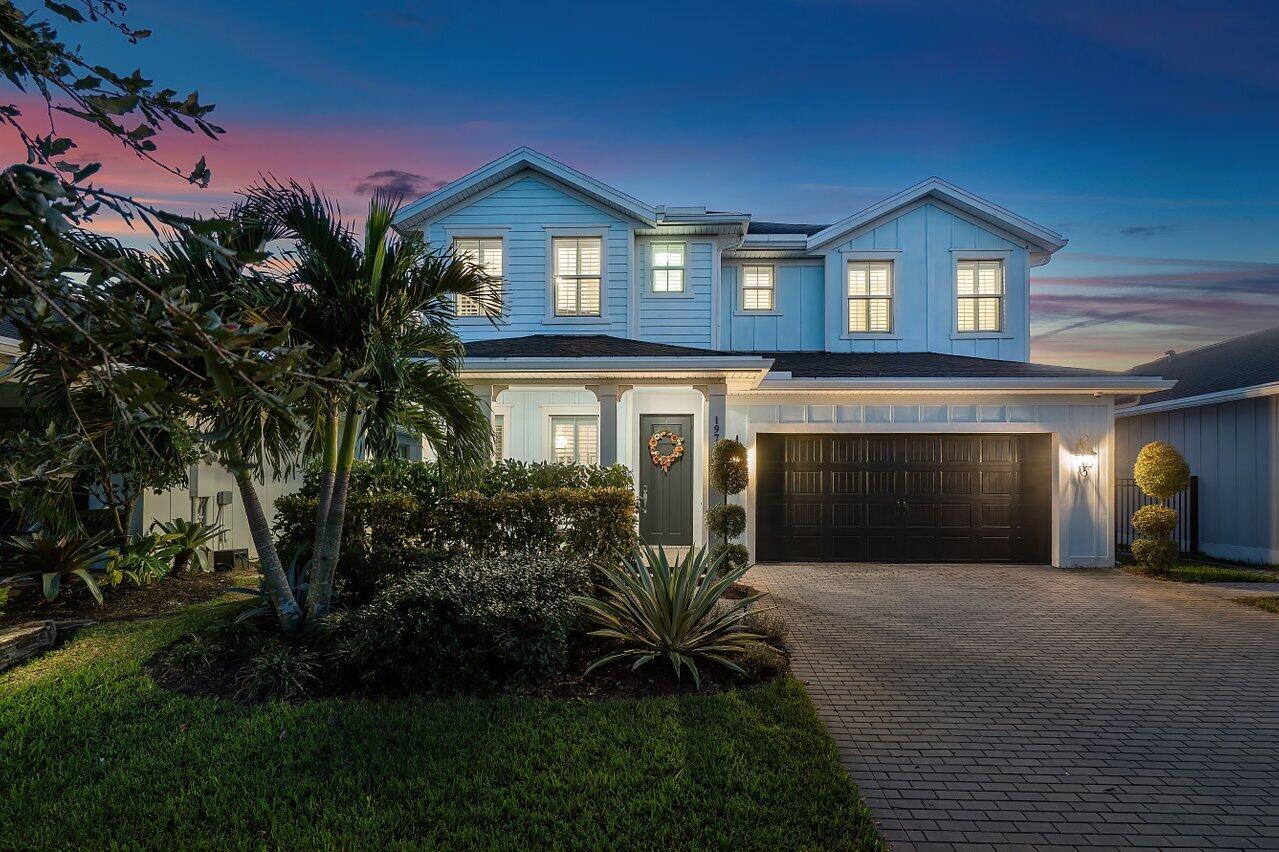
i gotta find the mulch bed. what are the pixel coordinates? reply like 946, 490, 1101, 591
0, 569, 253, 630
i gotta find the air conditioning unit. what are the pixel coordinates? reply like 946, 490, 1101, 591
213, 548, 249, 573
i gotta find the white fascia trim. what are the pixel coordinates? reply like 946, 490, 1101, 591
755, 375, 1175, 394
460, 355, 774, 373
806, 177, 1067, 255
393, 147, 658, 228
1116, 380, 1279, 417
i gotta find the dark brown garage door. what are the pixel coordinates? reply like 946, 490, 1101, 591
756, 433, 1051, 563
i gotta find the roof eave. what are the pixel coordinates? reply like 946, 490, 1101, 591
755, 375, 1174, 394
1116, 380, 1279, 417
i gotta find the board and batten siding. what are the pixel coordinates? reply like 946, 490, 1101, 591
636, 238, 714, 348
1116, 397, 1279, 563
719, 263, 825, 351
420, 175, 633, 340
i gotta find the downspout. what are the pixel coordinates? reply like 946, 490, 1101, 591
711, 221, 749, 351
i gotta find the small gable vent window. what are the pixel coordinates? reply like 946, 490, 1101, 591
847, 260, 893, 333
956, 259, 1005, 333
452, 237, 503, 317
553, 236, 603, 316
741, 265, 775, 311
651, 242, 685, 293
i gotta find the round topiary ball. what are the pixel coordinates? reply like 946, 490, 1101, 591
711, 542, 750, 571
1133, 441, 1190, 501
705, 504, 746, 539
709, 439, 749, 495
1132, 504, 1178, 538
1131, 537, 1178, 573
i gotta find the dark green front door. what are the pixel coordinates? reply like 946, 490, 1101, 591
639, 414, 694, 546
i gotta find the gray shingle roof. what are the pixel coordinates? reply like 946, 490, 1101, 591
1125, 325, 1279, 405
747, 222, 829, 236
463, 334, 1137, 379
0, 317, 18, 341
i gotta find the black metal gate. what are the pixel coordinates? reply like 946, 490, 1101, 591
1115, 477, 1198, 554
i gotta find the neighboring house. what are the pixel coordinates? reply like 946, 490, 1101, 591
394, 148, 1171, 567
1117, 326, 1279, 564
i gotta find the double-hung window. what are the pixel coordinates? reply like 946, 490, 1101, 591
553, 237, 602, 316
651, 242, 685, 293
550, 415, 598, 464
741, 265, 775, 311
847, 260, 893, 333
956, 259, 1005, 333
452, 237, 503, 317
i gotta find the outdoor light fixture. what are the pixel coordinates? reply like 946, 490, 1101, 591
1073, 435, 1097, 479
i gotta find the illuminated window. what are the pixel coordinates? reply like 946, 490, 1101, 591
553, 237, 602, 316
847, 260, 893, 333
550, 415, 598, 464
492, 413, 505, 461
956, 259, 1004, 332
651, 242, 685, 292
741, 265, 775, 311
452, 237, 503, 317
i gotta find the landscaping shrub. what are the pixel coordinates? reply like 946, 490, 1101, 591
1132, 504, 1177, 538
336, 552, 591, 694
1133, 441, 1191, 500
236, 639, 320, 702
712, 542, 750, 572
0, 531, 111, 604
705, 504, 746, 539
1131, 538, 1178, 574
736, 641, 787, 679
745, 608, 788, 644
476, 459, 632, 494
709, 439, 749, 495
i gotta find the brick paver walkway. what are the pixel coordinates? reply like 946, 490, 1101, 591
747, 563, 1279, 851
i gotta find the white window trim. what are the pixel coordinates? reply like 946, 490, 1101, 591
839, 250, 902, 340
646, 240, 691, 298
737, 263, 778, 314
448, 233, 508, 322
542, 403, 601, 464
951, 249, 1014, 339
544, 227, 610, 324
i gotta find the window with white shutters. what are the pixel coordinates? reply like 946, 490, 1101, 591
550, 415, 599, 464
847, 260, 893, 333
553, 237, 602, 316
956, 260, 1005, 332
452, 237, 503, 317
492, 414, 505, 461
741, 265, 775, 311
651, 242, 685, 293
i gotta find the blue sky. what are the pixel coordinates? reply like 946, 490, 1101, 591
15, 0, 1279, 368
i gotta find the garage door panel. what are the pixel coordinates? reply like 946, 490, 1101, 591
756, 433, 1051, 564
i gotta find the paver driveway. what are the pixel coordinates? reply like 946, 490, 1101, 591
747, 563, 1279, 851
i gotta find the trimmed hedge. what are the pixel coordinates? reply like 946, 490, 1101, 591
1132, 504, 1178, 538
705, 504, 746, 539
709, 439, 749, 495
1131, 538, 1177, 573
1133, 441, 1190, 500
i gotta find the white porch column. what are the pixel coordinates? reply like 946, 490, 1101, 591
586, 383, 624, 466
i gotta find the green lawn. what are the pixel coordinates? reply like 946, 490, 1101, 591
1235, 595, 1279, 614
0, 600, 882, 850
1124, 563, 1279, 584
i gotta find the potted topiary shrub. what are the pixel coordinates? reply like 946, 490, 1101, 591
707, 439, 749, 570
1130, 441, 1190, 574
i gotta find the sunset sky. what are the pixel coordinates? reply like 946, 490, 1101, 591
8, 0, 1278, 369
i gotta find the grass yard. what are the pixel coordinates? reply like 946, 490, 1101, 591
1235, 596, 1279, 615
1124, 563, 1279, 584
0, 600, 882, 850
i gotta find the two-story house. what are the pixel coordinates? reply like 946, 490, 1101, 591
393, 148, 1169, 568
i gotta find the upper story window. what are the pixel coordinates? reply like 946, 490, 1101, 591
550, 415, 598, 464
651, 242, 685, 293
956, 259, 1005, 333
553, 236, 603, 316
452, 237, 503, 317
741, 265, 775, 311
847, 260, 893, 333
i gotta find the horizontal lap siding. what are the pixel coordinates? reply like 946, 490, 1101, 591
425, 176, 631, 339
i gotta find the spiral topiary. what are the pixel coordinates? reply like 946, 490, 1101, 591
1132, 504, 1177, 538
709, 439, 749, 495
705, 504, 746, 539
1133, 441, 1190, 501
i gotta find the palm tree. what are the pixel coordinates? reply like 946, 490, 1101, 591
245, 183, 496, 619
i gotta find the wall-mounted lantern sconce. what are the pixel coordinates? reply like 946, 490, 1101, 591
1073, 435, 1097, 479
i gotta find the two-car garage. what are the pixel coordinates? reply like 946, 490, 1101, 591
754, 433, 1052, 563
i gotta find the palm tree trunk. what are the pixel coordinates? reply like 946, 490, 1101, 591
310, 404, 338, 570
307, 397, 361, 619
233, 468, 303, 633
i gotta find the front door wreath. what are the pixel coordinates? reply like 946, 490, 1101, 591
647, 430, 685, 473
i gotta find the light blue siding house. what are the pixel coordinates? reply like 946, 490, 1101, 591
394, 148, 1171, 567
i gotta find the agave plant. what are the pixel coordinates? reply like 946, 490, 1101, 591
575, 545, 763, 687
0, 531, 114, 604
152, 518, 223, 573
